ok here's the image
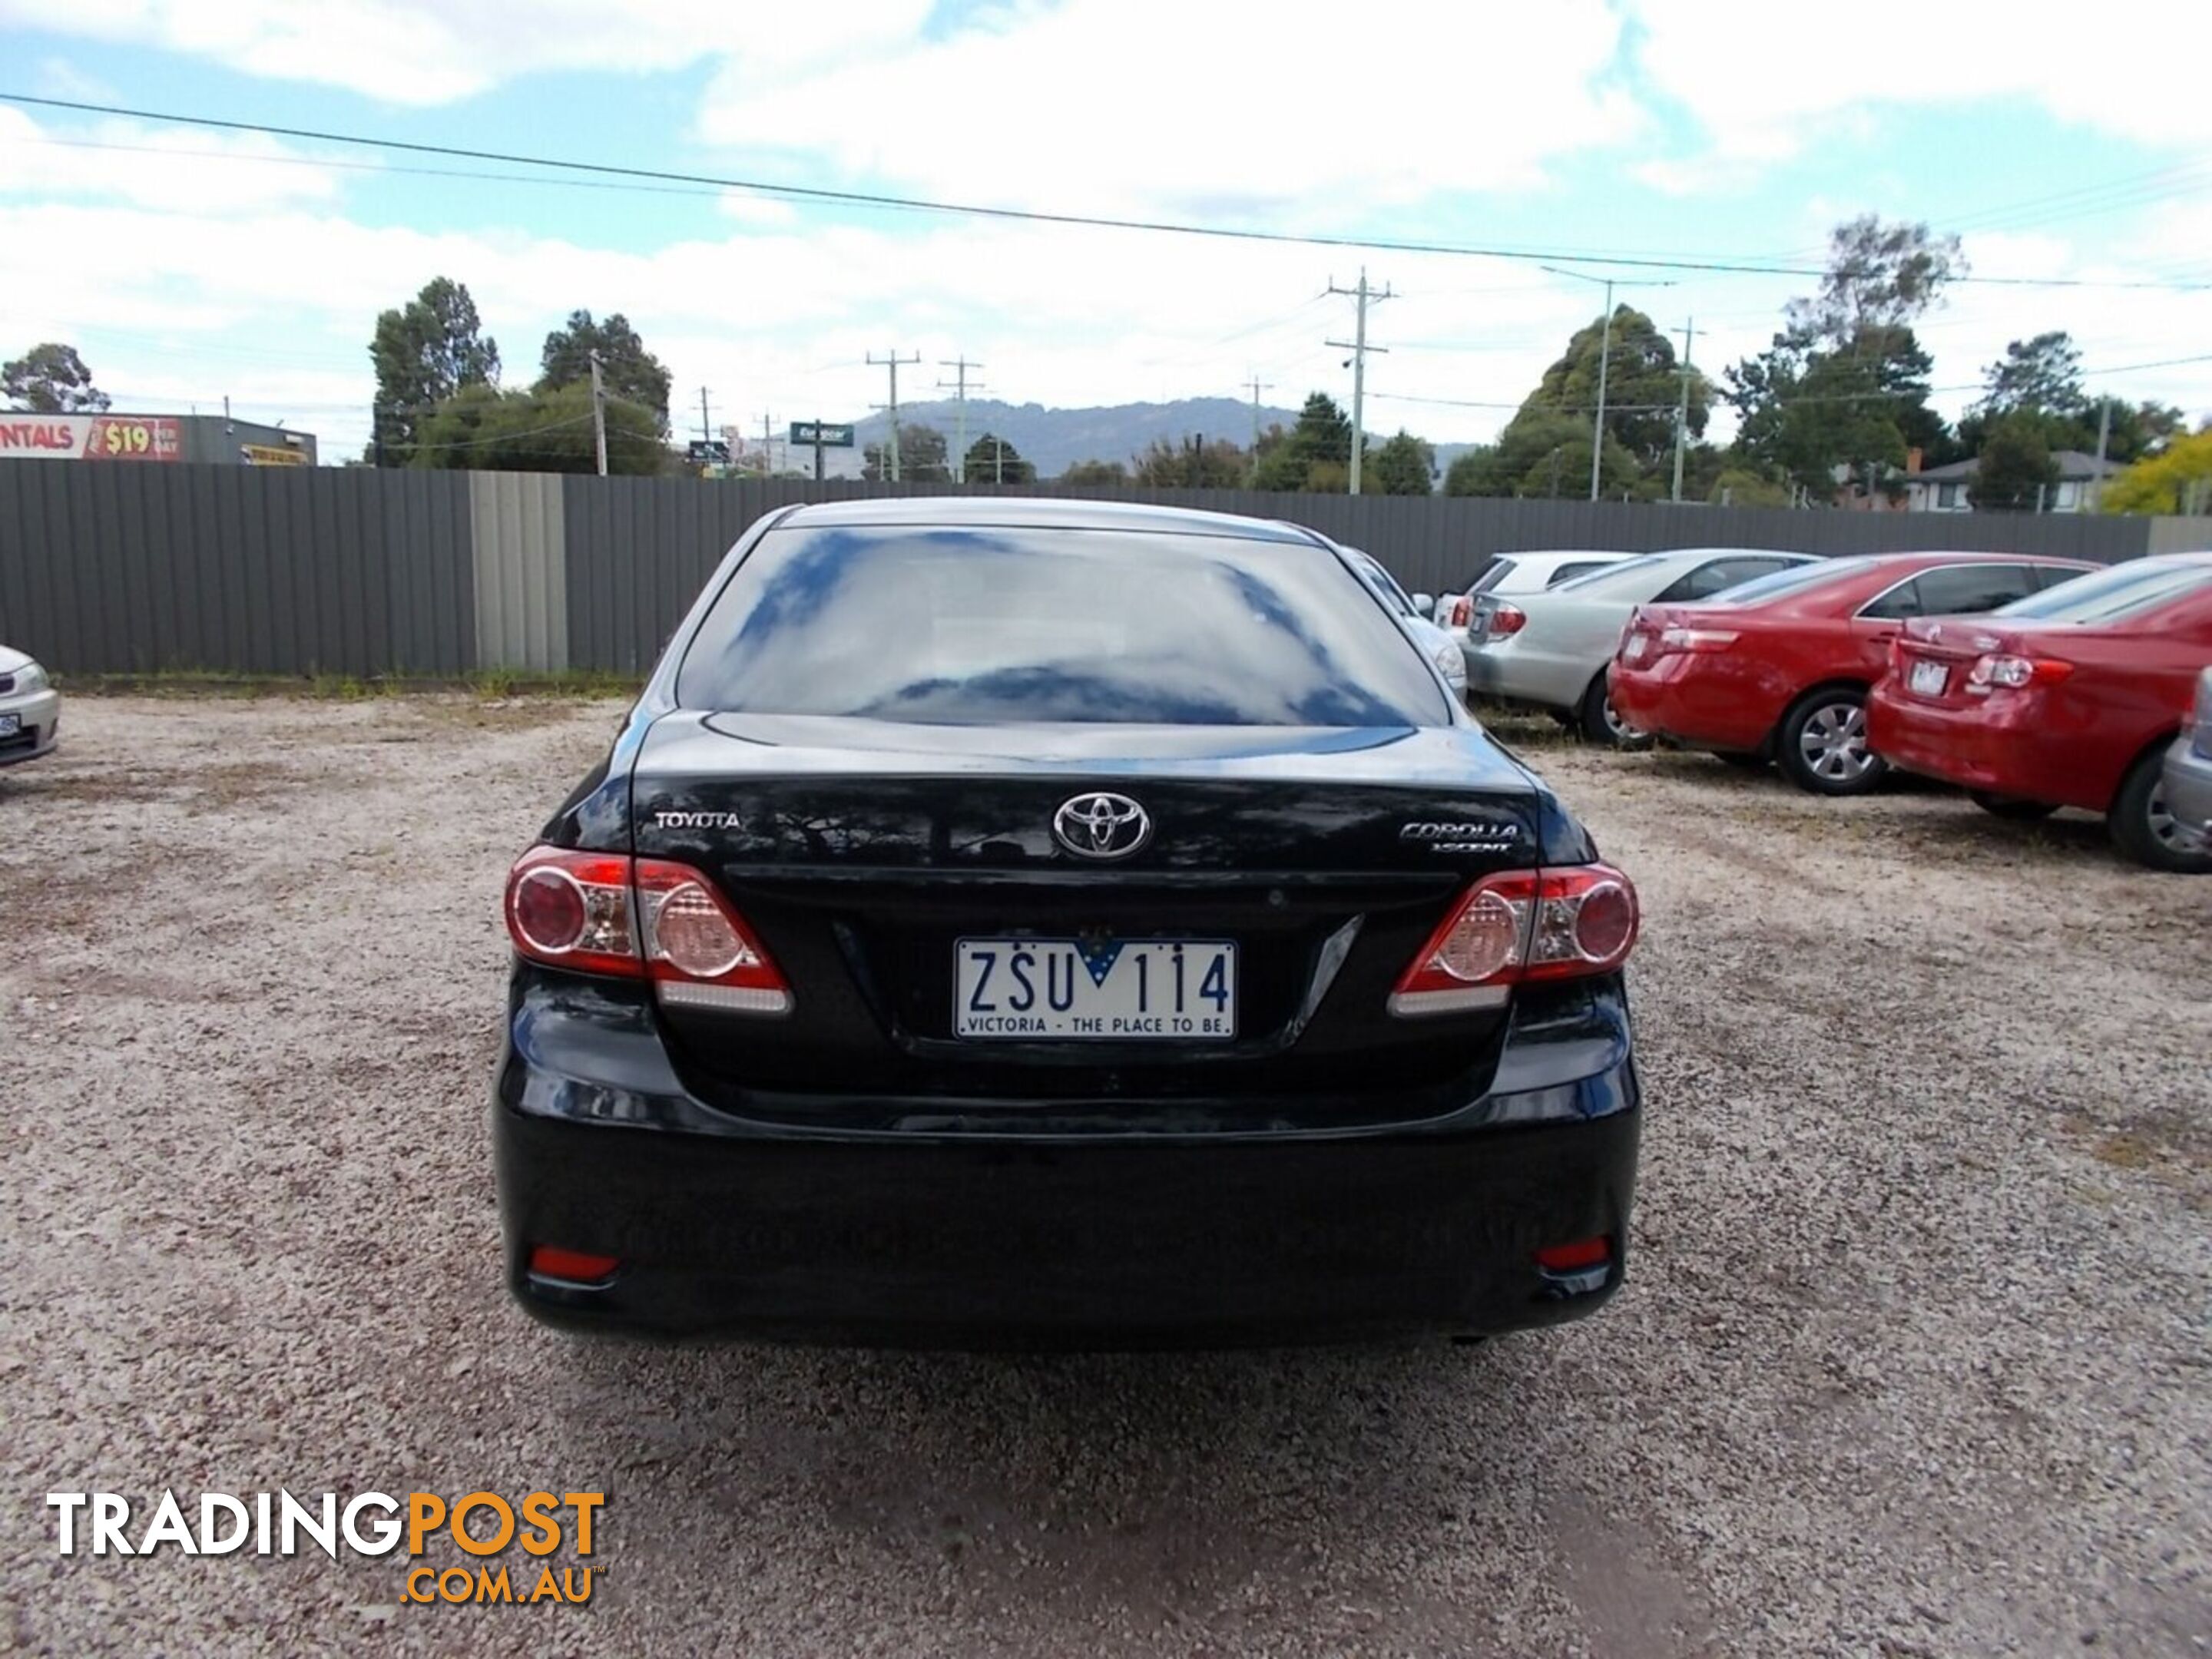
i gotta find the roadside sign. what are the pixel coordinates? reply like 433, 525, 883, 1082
687, 439, 732, 464
789, 422, 854, 448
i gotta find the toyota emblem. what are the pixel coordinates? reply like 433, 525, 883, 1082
1051, 792, 1151, 860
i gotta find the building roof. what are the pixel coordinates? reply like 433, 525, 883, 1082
1911, 449, 2125, 485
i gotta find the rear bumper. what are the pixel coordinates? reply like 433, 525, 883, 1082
1866, 681, 2097, 809
1460, 643, 1583, 711
1608, 657, 1777, 752
2164, 735, 2212, 837
494, 979, 1642, 1348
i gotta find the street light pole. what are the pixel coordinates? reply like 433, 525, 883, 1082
1540, 266, 1674, 503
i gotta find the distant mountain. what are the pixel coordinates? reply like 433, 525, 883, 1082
826, 397, 1303, 480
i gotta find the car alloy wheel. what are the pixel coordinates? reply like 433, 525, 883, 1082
1796, 700, 1876, 786
2147, 780, 2205, 855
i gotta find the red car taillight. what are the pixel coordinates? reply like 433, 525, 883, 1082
503, 846, 791, 1015
1446, 594, 1472, 629
1965, 653, 2072, 694
1389, 864, 1639, 1017
1490, 602, 1528, 636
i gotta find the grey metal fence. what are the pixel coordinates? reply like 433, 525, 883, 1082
0, 462, 2171, 678
0, 462, 475, 676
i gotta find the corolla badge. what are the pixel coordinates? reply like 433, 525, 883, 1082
1051, 792, 1152, 860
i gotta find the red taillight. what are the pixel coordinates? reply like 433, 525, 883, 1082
1534, 1236, 1611, 1273
1491, 602, 1528, 636
505, 848, 639, 976
503, 847, 791, 1015
1446, 594, 1472, 629
1965, 653, 2072, 694
634, 859, 791, 1014
1389, 864, 1639, 1017
527, 1245, 620, 1284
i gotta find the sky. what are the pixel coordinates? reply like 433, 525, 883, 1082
2, 0, 2210, 464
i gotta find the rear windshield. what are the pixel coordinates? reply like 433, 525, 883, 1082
1468, 557, 1517, 596
1548, 559, 1616, 586
1992, 560, 2212, 623
1703, 558, 1872, 606
676, 525, 1454, 726
1545, 552, 1673, 596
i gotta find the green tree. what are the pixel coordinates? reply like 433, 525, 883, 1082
2101, 428, 2212, 514
1369, 429, 1435, 495
3, 342, 110, 412
410, 382, 663, 475
1785, 215, 1966, 342
862, 422, 950, 482
1059, 459, 1129, 485
1130, 435, 1247, 486
1523, 306, 1710, 473
1707, 465, 1792, 507
1726, 217, 1965, 498
1253, 393, 1356, 491
537, 310, 672, 430
369, 277, 500, 463
1442, 411, 1633, 498
1979, 331, 2084, 420
963, 432, 1036, 484
1971, 416, 2059, 512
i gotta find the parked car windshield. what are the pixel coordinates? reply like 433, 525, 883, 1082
1467, 557, 1518, 596
1702, 558, 1871, 606
677, 525, 1455, 726
1992, 560, 2212, 624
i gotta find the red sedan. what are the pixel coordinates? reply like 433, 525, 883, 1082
1866, 553, 2212, 871
1609, 552, 2094, 795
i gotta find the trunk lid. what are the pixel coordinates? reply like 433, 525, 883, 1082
629, 713, 1543, 1108
1892, 616, 2024, 707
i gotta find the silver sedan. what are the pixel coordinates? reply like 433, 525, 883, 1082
1461, 548, 1813, 743
2162, 666, 2212, 847
0, 644, 61, 768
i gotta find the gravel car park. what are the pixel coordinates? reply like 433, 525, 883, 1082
3, 694, 2207, 1656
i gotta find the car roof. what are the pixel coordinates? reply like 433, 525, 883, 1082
775, 495, 1324, 545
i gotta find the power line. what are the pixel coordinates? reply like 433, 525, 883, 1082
8, 93, 2211, 292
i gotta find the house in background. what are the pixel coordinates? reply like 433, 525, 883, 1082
1899, 449, 2124, 514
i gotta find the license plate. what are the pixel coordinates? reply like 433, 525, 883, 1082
0, 714, 18, 737
955, 938, 1237, 1040
1909, 661, 1949, 697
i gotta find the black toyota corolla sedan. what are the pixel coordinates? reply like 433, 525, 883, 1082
494, 498, 1642, 1346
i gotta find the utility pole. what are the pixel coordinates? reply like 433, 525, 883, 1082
2089, 398, 2112, 512
1671, 319, 1699, 504
1541, 267, 1674, 501
588, 350, 608, 477
759, 412, 778, 478
1326, 269, 1392, 494
938, 356, 984, 484
1244, 373, 1272, 481
699, 386, 713, 448
867, 349, 921, 482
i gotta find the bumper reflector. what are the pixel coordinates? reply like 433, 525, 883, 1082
1533, 1235, 1611, 1273
527, 1246, 621, 1284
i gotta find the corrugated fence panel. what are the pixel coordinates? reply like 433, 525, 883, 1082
0, 462, 2171, 678
0, 462, 477, 675
472, 472, 565, 672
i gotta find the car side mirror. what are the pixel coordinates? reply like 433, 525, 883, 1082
1411, 594, 1434, 618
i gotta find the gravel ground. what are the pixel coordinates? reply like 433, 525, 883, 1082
2, 694, 2206, 1657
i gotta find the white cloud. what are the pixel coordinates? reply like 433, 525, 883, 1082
0, 0, 931, 104
0, 107, 353, 214
1630, 0, 2212, 164
696, 0, 1641, 217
